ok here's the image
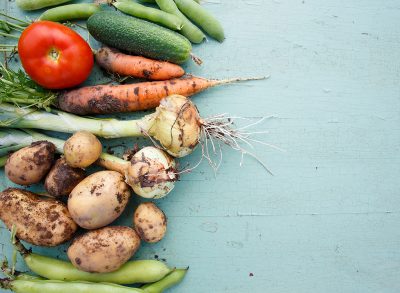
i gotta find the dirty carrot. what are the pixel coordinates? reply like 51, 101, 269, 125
95, 47, 185, 81
0, 65, 267, 114
57, 75, 267, 114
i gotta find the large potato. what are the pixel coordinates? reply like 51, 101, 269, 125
68, 171, 130, 229
133, 202, 167, 243
68, 226, 140, 273
5, 141, 55, 185
0, 188, 77, 246
44, 158, 86, 197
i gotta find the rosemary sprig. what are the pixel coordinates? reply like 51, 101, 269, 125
0, 64, 57, 112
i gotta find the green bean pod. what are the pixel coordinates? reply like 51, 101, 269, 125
1, 271, 188, 293
141, 268, 188, 293
16, 0, 72, 11
14, 275, 45, 281
156, 0, 205, 43
24, 253, 172, 284
39, 4, 100, 22
174, 0, 225, 42
141, 0, 200, 3
113, 1, 183, 30
1, 278, 144, 293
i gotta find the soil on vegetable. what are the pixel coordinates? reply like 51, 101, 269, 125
45, 159, 85, 197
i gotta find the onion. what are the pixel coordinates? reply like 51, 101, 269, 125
147, 95, 201, 157
125, 147, 177, 199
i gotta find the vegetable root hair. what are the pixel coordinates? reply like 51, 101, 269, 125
199, 114, 282, 175
141, 99, 282, 175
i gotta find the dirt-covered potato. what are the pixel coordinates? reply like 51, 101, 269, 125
68, 171, 130, 229
44, 158, 86, 197
68, 226, 140, 273
133, 202, 167, 243
64, 131, 102, 168
5, 141, 55, 185
0, 188, 77, 246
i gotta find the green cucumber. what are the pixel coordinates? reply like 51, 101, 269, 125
87, 11, 193, 64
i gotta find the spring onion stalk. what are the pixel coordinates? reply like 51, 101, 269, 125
0, 96, 199, 158
0, 129, 177, 198
0, 94, 268, 166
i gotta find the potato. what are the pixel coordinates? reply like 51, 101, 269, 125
5, 141, 55, 185
133, 202, 167, 243
64, 131, 102, 168
68, 226, 140, 273
44, 158, 86, 197
0, 188, 78, 246
68, 171, 130, 229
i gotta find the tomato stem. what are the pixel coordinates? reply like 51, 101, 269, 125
48, 47, 60, 61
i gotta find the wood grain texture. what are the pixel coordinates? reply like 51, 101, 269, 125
1, 0, 399, 292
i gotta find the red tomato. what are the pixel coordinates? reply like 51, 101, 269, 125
18, 21, 94, 89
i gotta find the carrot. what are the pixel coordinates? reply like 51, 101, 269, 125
57, 76, 267, 115
95, 47, 185, 81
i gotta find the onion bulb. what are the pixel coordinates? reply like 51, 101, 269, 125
125, 147, 177, 199
147, 95, 201, 157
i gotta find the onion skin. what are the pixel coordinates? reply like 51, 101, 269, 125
149, 95, 201, 157
126, 147, 177, 199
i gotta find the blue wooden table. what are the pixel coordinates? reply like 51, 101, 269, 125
1, 0, 399, 292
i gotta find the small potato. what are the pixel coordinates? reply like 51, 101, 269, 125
45, 158, 86, 197
64, 131, 102, 168
5, 141, 55, 185
68, 226, 140, 273
133, 202, 167, 243
68, 171, 130, 229
0, 188, 78, 246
